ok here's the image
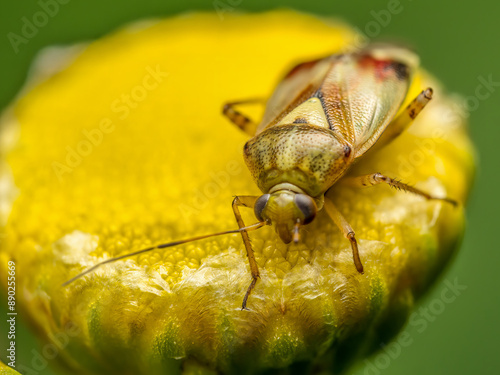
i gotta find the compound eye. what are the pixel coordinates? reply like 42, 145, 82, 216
254, 194, 271, 222
294, 194, 317, 224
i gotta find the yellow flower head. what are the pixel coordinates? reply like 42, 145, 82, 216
0, 10, 475, 375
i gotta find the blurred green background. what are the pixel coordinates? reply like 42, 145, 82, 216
0, 0, 498, 374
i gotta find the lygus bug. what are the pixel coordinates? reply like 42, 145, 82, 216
64, 44, 456, 310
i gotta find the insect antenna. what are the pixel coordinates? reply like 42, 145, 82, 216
62, 221, 266, 286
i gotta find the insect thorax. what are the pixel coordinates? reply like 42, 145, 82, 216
243, 124, 352, 197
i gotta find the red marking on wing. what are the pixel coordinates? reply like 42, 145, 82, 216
358, 55, 409, 81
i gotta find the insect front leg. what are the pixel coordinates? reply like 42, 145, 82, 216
232, 195, 261, 310
222, 99, 265, 136
342, 173, 457, 206
323, 197, 364, 274
374, 88, 433, 150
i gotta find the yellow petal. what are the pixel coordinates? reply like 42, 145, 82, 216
0, 360, 22, 375
0, 10, 475, 375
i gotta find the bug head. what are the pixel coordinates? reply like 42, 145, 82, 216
254, 190, 318, 244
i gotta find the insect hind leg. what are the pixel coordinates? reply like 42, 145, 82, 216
342, 173, 458, 206
222, 99, 265, 136
374, 88, 433, 150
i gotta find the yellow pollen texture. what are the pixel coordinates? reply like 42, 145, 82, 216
0, 10, 475, 375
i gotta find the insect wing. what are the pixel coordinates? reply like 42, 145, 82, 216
319, 46, 419, 157
258, 46, 419, 156
257, 57, 332, 134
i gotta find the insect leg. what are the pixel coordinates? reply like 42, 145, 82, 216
222, 99, 265, 136
323, 197, 364, 274
232, 195, 261, 310
342, 173, 457, 206
375, 88, 433, 149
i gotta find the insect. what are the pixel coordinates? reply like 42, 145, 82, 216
64, 44, 456, 310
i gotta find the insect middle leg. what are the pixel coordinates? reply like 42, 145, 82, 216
342, 173, 457, 206
232, 195, 261, 310
323, 197, 364, 274
222, 99, 265, 136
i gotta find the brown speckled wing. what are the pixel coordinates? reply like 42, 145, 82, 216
318, 46, 418, 157
257, 57, 332, 134
259, 46, 418, 157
